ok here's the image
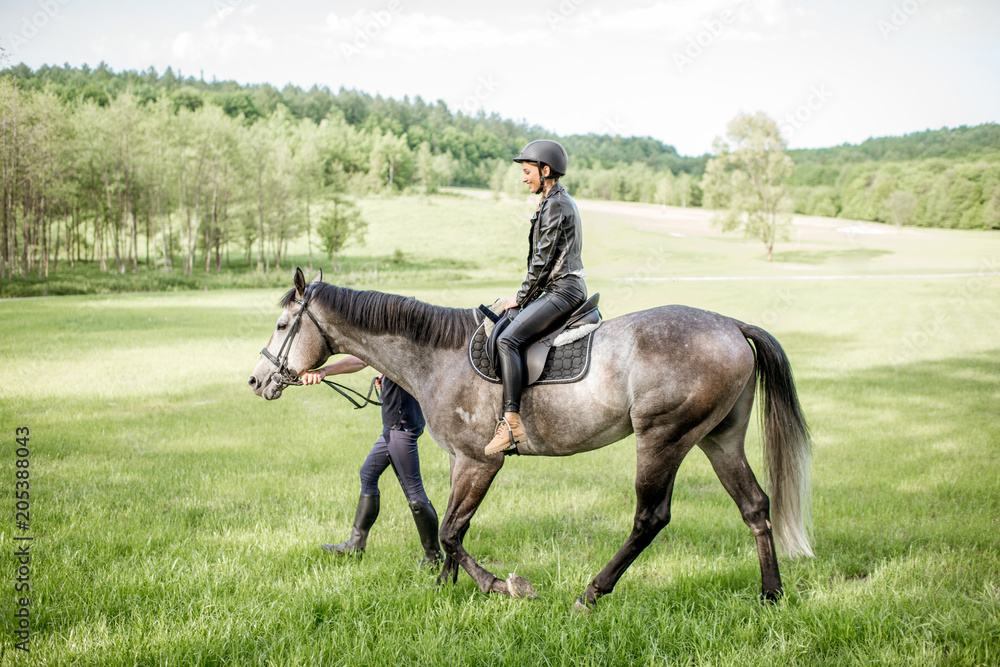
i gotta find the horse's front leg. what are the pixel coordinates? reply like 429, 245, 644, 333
437, 452, 536, 598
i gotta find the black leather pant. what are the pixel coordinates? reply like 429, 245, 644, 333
498, 280, 586, 413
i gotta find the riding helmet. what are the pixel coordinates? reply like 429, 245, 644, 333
513, 140, 569, 177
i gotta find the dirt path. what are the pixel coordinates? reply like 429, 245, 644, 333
612, 272, 1000, 282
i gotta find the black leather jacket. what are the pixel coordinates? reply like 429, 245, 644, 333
516, 183, 586, 306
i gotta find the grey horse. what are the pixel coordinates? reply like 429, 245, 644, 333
248, 268, 812, 610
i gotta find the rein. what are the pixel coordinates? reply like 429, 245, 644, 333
259, 283, 382, 409
320, 375, 383, 410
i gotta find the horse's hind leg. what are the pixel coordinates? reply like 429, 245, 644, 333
575, 428, 696, 611
699, 378, 782, 600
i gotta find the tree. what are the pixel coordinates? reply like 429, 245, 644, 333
983, 183, 1000, 229
369, 130, 414, 190
703, 112, 794, 261
433, 151, 456, 189
292, 118, 324, 270
884, 190, 917, 227
240, 108, 296, 273
316, 196, 366, 272
27, 88, 74, 277
489, 159, 522, 199
674, 172, 694, 207
415, 141, 437, 194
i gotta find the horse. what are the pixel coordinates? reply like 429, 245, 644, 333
248, 268, 812, 610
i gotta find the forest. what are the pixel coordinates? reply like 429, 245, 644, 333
787, 123, 1000, 229
1, 62, 997, 284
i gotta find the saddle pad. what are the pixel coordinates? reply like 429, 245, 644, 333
468, 321, 595, 385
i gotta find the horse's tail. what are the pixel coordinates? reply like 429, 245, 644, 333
738, 322, 813, 559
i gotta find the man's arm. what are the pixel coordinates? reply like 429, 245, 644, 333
300, 355, 368, 385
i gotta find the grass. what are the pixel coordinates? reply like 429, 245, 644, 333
1, 192, 999, 665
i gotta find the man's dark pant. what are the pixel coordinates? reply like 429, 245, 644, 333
359, 428, 429, 504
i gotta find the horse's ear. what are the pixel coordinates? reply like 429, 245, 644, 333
311, 269, 323, 284
293, 267, 306, 298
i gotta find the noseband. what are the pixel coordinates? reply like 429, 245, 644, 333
259, 284, 382, 409
260, 283, 333, 389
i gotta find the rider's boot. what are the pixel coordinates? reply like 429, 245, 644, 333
322, 493, 379, 556
485, 411, 527, 455
409, 500, 443, 567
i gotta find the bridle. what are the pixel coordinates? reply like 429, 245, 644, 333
259, 283, 382, 409
260, 283, 331, 388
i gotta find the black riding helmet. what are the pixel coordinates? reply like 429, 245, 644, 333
513, 140, 569, 179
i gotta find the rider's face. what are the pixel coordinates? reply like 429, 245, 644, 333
522, 163, 549, 194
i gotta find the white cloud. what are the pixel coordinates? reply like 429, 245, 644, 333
204, 6, 235, 30
171, 31, 197, 60
211, 24, 272, 58
171, 9, 273, 65
324, 10, 532, 55
582, 0, 720, 39
726, 27, 790, 42
4, 0, 994, 155
127, 35, 154, 61
747, 0, 788, 27
89, 35, 109, 58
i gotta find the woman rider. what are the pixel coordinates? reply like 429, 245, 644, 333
485, 139, 587, 455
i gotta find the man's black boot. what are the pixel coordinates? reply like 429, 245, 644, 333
322, 494, 379, 556
409, 500, 443, 567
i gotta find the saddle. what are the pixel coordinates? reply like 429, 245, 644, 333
469, 293, 601, 386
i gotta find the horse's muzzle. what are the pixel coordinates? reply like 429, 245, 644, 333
247, 373, 284, 400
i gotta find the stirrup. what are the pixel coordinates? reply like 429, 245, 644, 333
485, 417, 520, 455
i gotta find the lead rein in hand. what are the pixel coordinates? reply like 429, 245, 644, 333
320, 374, 383, 409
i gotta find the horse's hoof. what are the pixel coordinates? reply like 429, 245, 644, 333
506, 573, 537, 599
761, 588, 783, 604
572, 597, 594, 614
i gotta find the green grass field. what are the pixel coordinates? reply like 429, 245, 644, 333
2, 192, 999, 665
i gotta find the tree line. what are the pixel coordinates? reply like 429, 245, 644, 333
784, 124, 1000, 229
787, 153, 1000, 229
0, 76, 385, 280
703, 115, 1000, 261
1, 62, 997, 283
0, 63, 713, 281
6, 62, 705, 184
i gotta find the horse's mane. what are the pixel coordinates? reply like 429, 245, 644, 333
279, 283, 481, 350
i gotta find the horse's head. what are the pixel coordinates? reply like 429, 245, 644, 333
248, 267, 340, 400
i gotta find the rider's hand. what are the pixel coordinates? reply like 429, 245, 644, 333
503, 296, 519, 310
374, 374, 384, 391
300, 369, 327, 385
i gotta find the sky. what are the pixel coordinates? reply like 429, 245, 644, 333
1, 0, 997, 156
